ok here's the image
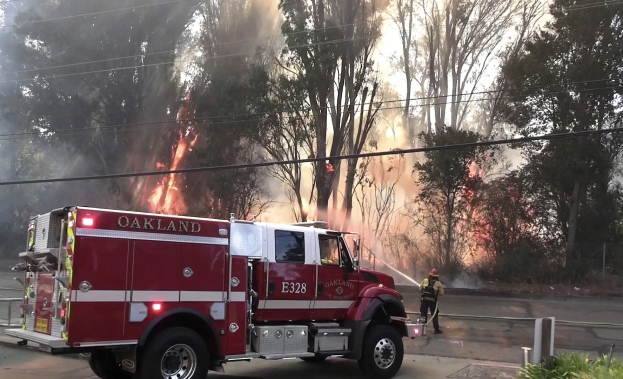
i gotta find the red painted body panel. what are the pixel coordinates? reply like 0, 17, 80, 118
132, 240, 182, 292
179, 244, 227, 294
253, 262, 316, 322
66, 208, 232, 350
226, 256, 248, 355
34, 274, 54, 334
76, 208, 227, 239
68, 236, 130, 345
346, 285, 404, 321
313, 266, 359, 320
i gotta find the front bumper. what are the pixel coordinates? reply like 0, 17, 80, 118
4, 328, 69, 354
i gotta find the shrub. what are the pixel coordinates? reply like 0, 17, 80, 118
519, 353, 623, 379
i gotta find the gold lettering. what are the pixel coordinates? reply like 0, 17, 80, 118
179, 221, 189, 232
117, 215, 202, 233
166, 221, 177, 232
117, 216, 129, 228
191, 222, 201, 233
143, 218, 155, 230
157, 220, 166, 231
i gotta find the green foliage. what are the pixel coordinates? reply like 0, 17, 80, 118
519, 353, 623, 379
413, 128, 498, 274
493, 0, 623, 280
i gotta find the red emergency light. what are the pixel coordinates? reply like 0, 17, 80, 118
152, 303, 162, 311
82, 218, 94, 227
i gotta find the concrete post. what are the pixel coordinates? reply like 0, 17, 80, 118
532, 317, 556, 364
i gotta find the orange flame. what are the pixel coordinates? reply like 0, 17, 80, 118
147, 92, 198, 214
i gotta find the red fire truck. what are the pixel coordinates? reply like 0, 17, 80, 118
5, 206, 419, 379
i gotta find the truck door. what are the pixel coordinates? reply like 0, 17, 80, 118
313, 232, 359, 320
254, 227, 315, 321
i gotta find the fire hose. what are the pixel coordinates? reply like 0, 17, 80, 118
361, 250, 623, 328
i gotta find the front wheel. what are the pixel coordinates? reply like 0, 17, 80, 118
357, 325, 404, 379
136, 327, 209, 379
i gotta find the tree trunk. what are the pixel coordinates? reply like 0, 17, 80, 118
566, 177, 582, 267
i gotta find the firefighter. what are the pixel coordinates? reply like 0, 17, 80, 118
420, 268, 444, 334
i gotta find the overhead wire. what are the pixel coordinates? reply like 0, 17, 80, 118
1, 126, 622, 186
0, 34, 378, 85
0, 17, 383, 76
1, 0, 184, 28
0, 80, 619, 142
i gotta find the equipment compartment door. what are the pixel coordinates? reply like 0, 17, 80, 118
313, 233, 359, 320
34, 274, 54, 334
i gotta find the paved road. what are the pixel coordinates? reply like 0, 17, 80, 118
1, 271, 622, 367
0, 343, 521, 379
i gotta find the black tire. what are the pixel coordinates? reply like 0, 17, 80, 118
136, 327, 209, 379
357, 325, 404, 379
300, 356, 328, 363
88, 349, 133, 379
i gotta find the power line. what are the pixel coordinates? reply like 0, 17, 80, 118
0, 79, 619, 142
1, 127, 621, 186
0, 34, 377, 84
1, 18, 379, 76
566, 0, 623, 11
1, 0, 183, 28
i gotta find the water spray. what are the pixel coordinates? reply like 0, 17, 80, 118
365, 247, 421, 286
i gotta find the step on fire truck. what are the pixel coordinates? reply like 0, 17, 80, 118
5, 206, 419, 379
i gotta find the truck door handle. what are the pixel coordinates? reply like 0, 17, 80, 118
268, 281, 275, 295
317, 283, 323, 295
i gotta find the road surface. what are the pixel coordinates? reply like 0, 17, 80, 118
0, 270, 621, 378
0, 343, 521, 379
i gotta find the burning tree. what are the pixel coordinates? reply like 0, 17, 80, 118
411, 128, 498, 273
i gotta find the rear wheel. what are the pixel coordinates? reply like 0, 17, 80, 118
136, 327, 209, 379
357, 325, 404, 379
88, 349, 133, 379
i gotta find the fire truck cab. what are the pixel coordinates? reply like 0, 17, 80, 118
5, 206, 419, 379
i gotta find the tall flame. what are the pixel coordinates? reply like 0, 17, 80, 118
148, 92, 198, 214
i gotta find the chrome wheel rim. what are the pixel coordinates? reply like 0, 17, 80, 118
161, 344, 197, 379
373, 337, 396, 369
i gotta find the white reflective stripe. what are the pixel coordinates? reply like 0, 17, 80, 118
313, 300, 355, 309
79, 340, 138, 347
75, 227, 229, 246
180, 291, 223, 302
132, 291, 179, 302
74, 290, 126, 302
230, 292, 246, 302
259, 300, 354, 310
68, 290, 246, 303
261, 300, 312, 310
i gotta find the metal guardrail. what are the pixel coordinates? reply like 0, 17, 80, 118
0, 297, 21, 327
405, 310, 623, 328
0, 287, 21, 291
